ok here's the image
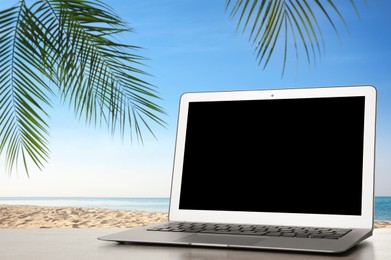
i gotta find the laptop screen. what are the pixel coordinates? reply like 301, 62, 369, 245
178, 96, 365, 216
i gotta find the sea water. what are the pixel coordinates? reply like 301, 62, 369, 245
375, 196, 391, 220
1, 196, 391, 220
0, 197, 169, 212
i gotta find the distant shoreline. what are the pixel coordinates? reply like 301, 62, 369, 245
0, 197, 170, 213
0, 204, 390, 229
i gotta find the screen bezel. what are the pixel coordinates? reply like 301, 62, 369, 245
168, 86, 376, 229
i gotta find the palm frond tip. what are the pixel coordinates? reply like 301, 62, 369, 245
226, 0, 364, 76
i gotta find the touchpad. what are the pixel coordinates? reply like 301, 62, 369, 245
176, 234, 264, 246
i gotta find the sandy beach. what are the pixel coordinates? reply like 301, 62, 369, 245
0, 204, 168, 228
0, 204, 390, 229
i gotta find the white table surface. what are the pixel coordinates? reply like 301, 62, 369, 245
0, 228, 390, 260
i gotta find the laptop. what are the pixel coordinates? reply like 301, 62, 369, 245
99, 85, 377, 253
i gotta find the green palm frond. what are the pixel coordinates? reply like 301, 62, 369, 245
41, 0, 166, 138
226, 0, 364, 76
0, 0, 165, 176
0, 2, 53, 175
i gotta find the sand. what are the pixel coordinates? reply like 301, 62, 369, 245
0, 204, 390, 229
374, 220, 391, 229
0, 204, 167, 228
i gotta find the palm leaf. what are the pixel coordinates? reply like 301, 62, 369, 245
0, 3, 53, 175
226, 0, 364, 76
49, 0, 165, 137
0, 0, 165, 175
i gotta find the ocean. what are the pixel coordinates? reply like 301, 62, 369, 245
375, 196, 391, 220
0, 197, 169, 212
1, 196, 391, 220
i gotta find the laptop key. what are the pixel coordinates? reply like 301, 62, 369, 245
296, 234, 310, 238
281, 233, 296, 237
309, 234, 325, 239
264, 232, 282, 237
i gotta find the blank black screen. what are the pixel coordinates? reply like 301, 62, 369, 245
179, 97, 365, 215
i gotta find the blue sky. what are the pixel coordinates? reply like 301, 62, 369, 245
0, 0, 390, 197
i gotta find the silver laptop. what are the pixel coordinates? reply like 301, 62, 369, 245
99, 85, 377, 253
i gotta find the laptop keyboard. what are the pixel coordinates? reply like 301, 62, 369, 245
147, 222, 351, 239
